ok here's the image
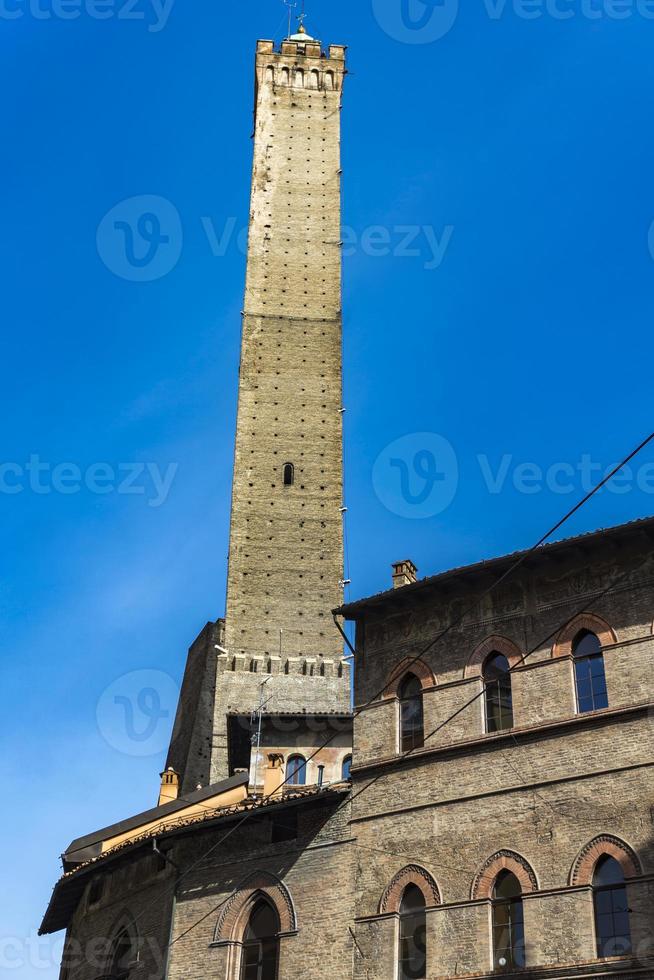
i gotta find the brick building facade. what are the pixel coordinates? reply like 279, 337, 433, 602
42, 519, 654, 980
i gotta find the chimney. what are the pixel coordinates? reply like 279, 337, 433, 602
158, 767, 180, 807
263, 753, 285, 798
392, 559, 418, 589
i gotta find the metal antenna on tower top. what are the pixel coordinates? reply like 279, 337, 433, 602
283, 0, 297, 38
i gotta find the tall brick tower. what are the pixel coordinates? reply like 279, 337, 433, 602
166, 29, 351, 792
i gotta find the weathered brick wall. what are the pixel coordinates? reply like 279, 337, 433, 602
167, 796, 354, 980
353, 544, 654, 765
165, 41, 352, 789
224, 41, 347, 665
166, 620, 223, 794
347, 535, 654, 977
61, 853, 175, 980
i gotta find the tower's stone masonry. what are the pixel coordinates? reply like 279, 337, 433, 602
225, 39, 347, 663
167, 38, 351, 790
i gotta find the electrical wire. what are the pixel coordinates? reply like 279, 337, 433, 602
60, 429, 654, 964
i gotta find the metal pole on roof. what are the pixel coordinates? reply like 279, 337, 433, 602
251, 676, 272, 795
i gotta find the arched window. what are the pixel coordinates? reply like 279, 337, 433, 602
483, 653, 514, 732
265, 66, 274, 84
593, 856, 632, 957
241, 899, 280, 980
492, 871, 525, 969
398, 673, 424, 753
309, 69, 319, 89
325, 71, 334, 90
280, 67, 289, 86
398, 884, 426, 980
294, 68, 304, 88
572, 630, 608, 713
283, 463, 294, 487
286, 755, 306, 786
109, 929, 137, 980
341, 755, 352, 780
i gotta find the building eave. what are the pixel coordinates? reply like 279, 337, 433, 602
39, 783, 350, 936
334, 515, 654, 619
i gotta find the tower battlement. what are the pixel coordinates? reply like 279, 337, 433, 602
255, 38, 346, 91
217, 651, 350, 680
256, 37, 346, 60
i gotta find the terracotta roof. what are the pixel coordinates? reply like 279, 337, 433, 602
334, 515, 654, 618
39, 783, 350, 936
62, 772, 250, 868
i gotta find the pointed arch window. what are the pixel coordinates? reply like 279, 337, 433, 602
109, 929, 137, 980
483, 653, 514, 733
398, 884, 426, 980
286, 754, 306, 786
241, 899, 280, 980
492, 871, 525, 969
573, 630, 608, 713
283, 463, 294, 487
593, 856, 632, 957
398, 673, 424, 752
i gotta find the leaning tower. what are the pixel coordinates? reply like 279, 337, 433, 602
166, 29, 351, 792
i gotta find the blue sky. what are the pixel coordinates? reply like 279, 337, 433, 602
3, 0, 654, 973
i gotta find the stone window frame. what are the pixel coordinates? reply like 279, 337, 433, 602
379, 864, 442, 914
471, 850, 539, 901
213, 871, 298, 947
102, 911, 141, 978
381, 657, 437, 701
569, 835, 642, 887
464, 635, 523, 679
551, 613, 617, 659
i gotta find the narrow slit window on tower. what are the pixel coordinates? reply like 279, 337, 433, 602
283, 463, 295, 487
